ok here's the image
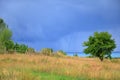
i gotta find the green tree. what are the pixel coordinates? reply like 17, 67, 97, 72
14, 43, 28, 53
14, 43, 20, 52
0, 18, 6, 31
0, 28, 12, 42
4, 40, 14, 52
19, 44, 28, 53
0, 18, 12, 42
83, 32, 116, 61
0, 18, 12, 53
0, 18, 32, 54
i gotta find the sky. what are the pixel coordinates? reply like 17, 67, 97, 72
0, 0, 120, 52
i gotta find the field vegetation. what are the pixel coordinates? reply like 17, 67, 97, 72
0, 54, 120, 80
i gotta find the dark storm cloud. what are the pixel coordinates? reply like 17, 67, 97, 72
0, 0, 120, 51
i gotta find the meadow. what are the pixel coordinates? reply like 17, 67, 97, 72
0, 54, 120, 80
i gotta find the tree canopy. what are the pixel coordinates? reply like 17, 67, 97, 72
0, 18, 12, 53
83, 32, 116, 61
0, 18, 30, 54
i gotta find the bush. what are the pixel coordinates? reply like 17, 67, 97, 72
27, 47, 35, 54
0, 45, 6, 54
40, 48, 53, 56
8, 49, 15, 54
73, 53, 78, 57
57, 50, 67, 55
4, 40, 14, 52
53, 50, 67, 57
14, 43, 28, 53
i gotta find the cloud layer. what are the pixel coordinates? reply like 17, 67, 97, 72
0, 0, 120, 51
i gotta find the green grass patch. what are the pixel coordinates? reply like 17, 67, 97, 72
31, 69, 87, 80
0, 67, 88, 80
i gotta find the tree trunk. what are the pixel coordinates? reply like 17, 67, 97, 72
99, 56, 103, 61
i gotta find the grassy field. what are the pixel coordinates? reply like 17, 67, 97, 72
0, 54, 120, 80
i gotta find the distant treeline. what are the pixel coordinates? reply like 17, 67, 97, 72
0, 18, 34, 54
0, 18, 67, 56
0, 18, 116, 61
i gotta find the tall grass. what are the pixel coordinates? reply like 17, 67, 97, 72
0, 54, 120, 80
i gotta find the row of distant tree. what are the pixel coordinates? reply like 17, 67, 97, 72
0, 18, 116, 61
0, 18, 35, 54
0, 18, 67, 56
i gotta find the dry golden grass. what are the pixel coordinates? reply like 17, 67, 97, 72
0, 54, 120, 80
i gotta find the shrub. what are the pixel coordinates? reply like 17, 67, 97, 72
73, 53, 78, 57
27, 47, 35, 53
57, 50, 67, 55
40, 48, 53, 56
54, 50, 67, 57
0, 45, 6, 54
14, 43, 28, 53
